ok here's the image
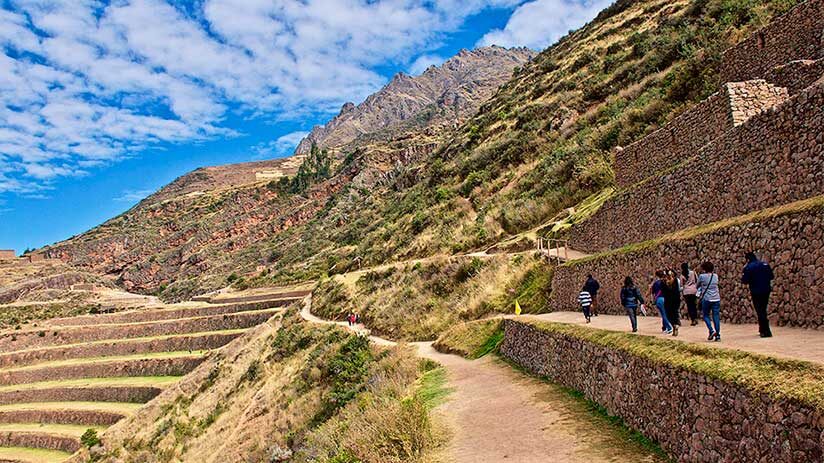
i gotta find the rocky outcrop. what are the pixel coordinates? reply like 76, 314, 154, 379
295, 46, 533, 154
499, 319, 824, 462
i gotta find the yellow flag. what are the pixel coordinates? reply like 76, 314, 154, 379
515, 299, 522, 316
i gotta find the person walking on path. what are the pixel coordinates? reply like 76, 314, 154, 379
620, 277, 645, 333
578, 288, 593, 323
650, 271, 672, 334
697, 261, 721, 342
583, 275, 601, 316
742, 252, 774, 338
680, 263, 699, 326
663, 271, 681, 336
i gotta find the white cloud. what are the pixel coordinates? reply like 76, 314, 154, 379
409, 54, 447, 75
113, 189, 155, 203
478, 0, 611, 49
1, 0, 526, 194
253, 131, 309, 159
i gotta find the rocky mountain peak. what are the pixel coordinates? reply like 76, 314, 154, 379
294, 46, 534, 154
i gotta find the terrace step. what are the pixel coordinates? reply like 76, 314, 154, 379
206, 290, 311, 304
0, 352, 206, 386
0, 308, 280, 352
43, 298, 297, 327
0, 377, 179, 406
0, 329, 243, 369
0, 423, 101, 453
0, 402, 140, 427
0, 446, 71, 463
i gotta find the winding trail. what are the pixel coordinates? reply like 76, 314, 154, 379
299, 296, 665, 463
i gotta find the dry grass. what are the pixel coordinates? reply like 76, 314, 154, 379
522, 319, 824, 410
0, 446, 71, 463
1, 350, 207, 373
433, 319, 503, 359
0, 375, 182, 392
0, 401, 142, 413
0, 422, 105, 438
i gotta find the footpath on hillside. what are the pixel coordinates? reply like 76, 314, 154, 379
530, 312, 824, 366
300, 297, 666, 463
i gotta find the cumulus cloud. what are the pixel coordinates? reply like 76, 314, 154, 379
478, 0, 611, 49
408, 54, 447, 75
252, 131, 309, 159
0, 0, 521, 194
113, 188, 155, 203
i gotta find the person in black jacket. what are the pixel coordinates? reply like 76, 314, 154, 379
583, 274, 601, 316
663, 270, 681, 336
620, 276, 645, 332
742, 252, 775, 338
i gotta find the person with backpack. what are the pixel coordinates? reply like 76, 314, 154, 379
742, 252, 774, 338
578, 288, 593, 323
620, 276, 645, 332
663, 270, 681, 336
680, 262, 699, 326
583, 274, 601, 316
697, 261, 721, 342
650, 270, 672, 334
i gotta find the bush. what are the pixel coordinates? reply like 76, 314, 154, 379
81, 428, 101, 448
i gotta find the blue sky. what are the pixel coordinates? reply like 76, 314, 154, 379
0, 0, 611, 254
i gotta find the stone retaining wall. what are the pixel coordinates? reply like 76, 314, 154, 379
0, 431, 80, 453
766, 59, 824, 94
570, 79, 824, 253
499, 319, 824, 462
719, 0, 824, 84
0, 386, 161, 406
614, 80, 787, 187
207, 291, 309, 304
554, 197, 824, 328
0, 331, 241, 369
45, 299, 289, 327
0, 309, 278, 352
0, 409, 125, 426
0, 356, 204, 386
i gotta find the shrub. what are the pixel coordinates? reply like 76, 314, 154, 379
81, 428, 101, 448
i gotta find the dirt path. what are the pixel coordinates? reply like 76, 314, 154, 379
300, 297, 664, 463
530, 312, 824, 365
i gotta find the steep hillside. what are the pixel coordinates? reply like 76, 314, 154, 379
39, 0, 802, 302
295, 46, 535, 154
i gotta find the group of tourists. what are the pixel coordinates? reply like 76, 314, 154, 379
346, 312, 360, 327
577, 252, 775, 341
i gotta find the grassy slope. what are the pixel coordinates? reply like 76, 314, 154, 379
0, 376, 182, 392
0, 423, 105, 437
34, 0, 802, 302
0, 446, 71, 463
0, 402, 142, 413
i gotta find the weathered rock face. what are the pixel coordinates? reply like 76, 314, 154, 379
553, 197, 824, 329
499, 319, 824, 463
295, 46, 534, 154
571, 78, 824, 253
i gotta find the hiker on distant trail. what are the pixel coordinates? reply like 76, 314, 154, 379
663, 270, 681, 336
697, 261, 721, 342
620, 276, 645, 333
650, 271, 672, 334
347, 312, 355, 327
742, 252, 774, 338
578, 287, 592, 323
583, 274, 601, 317
680, 262, 699, 326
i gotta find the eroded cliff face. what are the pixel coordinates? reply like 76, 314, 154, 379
294, 46, 534, 154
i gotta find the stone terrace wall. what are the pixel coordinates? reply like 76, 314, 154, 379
766, 59, 824, 94
499, 320, 824, 462
0, 309, 277, 351
719, 0, 824, 84
0, 409, 125, 426
614, 80, 787, 187
0, 386, 161, 405
0, 331, 240, 369
570, 80, 824, 253
0, 356, 204, 386
0, 431, 80, 453
554, 198, 824, 329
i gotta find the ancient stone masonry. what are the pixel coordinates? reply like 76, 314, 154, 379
554, 197, 824, 329
499, 320, 824, 462
766, 59, 824, 95
570, 79, 824, 253
719, 0, 824, 84
0, 250, 14, 260
0, 386, 162, 405
613, 80, 788, 187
